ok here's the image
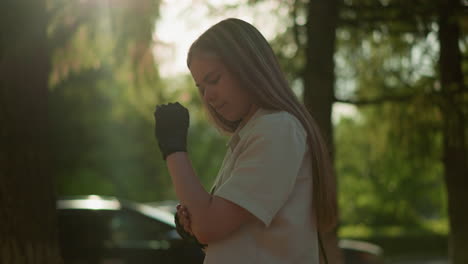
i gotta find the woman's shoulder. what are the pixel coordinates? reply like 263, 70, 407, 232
251, 109, 306, 138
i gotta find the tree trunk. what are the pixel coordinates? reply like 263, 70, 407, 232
0, 0, 63, 263
437, 0, 468, 263
303, 0, 343, 263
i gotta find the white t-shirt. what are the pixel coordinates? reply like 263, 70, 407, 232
203, 107, 319, 264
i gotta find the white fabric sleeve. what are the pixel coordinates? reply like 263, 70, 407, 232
214, 114, 307, 227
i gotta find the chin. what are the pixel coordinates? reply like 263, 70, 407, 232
223, 115, 236, 122
222, 113, 239, 123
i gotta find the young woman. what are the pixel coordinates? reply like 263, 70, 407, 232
154, 18, 337, 264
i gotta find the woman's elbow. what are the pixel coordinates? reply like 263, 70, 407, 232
196, 234, 210, 245
193, 227, 212, 245
193, 223, 224, 245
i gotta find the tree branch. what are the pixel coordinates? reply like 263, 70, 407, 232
335, 88, 468, 106
334, 93, 415, 106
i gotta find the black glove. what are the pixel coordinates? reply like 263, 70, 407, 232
154, 102, 190, 160
174, 211, 208, 250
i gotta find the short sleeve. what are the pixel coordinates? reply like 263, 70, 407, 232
214, 114, 307, 228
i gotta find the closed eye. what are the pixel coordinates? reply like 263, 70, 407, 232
207, 75, 220, 85
198, 74, 221, 95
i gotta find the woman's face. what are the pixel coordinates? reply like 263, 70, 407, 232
189, 55, 255, 122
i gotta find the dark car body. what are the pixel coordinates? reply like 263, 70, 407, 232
340, 239, 384, 264
57, 195, 205, 264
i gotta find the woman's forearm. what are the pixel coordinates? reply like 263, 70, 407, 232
166, 152, 212, 240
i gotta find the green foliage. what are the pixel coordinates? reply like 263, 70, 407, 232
46, 0, 232, 202
333, 3, 450, 230
335, 113, 446, 227
47, 0, 175, 202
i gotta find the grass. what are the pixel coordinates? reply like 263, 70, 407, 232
339, 220, 449, 258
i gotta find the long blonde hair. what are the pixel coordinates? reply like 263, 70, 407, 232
187, 18, 337, 232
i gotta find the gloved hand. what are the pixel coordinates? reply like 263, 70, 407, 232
174, 205, 208, 250
154, 102, 190, 160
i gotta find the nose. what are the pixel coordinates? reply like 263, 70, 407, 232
203, 86, 217, 105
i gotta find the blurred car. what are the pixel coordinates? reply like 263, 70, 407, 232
340, 239, 384, 264
57, 195, 205, 264
145, 200, 179, 214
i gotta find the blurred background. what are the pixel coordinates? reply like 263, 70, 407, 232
2, 0, 467, 263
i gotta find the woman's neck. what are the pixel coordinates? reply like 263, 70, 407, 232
238, 104, 259, 130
